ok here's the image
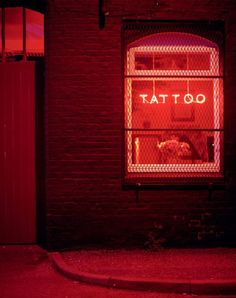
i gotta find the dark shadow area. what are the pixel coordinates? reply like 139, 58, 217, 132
0, 0, 46, 13
35, 61, 47, 248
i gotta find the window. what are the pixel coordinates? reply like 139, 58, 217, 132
0, 7, 44, 62
124, 23, 224, 183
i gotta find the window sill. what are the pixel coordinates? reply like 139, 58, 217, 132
122, 177, 225, 191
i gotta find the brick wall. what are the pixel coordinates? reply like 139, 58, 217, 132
44, 0, 236, 249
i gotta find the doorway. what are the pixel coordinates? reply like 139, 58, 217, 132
0, 62, 36, 243
0, 7, 44, 243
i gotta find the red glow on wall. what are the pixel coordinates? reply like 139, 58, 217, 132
125, 33, 224, 178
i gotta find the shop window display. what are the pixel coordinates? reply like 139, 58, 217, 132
124, 32, 224, 181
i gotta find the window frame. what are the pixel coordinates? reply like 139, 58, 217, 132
122, 21, 225, 185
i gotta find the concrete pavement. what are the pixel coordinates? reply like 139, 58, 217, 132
0, 245, 221, 298
1, 245, 236, 297
50, 248, 236, 295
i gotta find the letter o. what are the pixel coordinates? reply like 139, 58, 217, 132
196, 94, 206, 104
184, 93, 194, 104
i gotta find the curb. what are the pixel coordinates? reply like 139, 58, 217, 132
49, 252, 236, 295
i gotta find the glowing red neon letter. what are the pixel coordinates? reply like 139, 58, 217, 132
184, 94, 194, 104
159, 94, 168, 104
196, 94, 206, 104
150, 95, 158, 104
139, 94, 149, 103
172, 94, 180, 104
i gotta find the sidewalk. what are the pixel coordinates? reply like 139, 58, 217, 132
50, 248, 236, 295
1, 245, 194, 298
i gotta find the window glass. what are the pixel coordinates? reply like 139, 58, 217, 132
26, 9, 44, 54
124, 31, 224, 181
5, 7, 23, 53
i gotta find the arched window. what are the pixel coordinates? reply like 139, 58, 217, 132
0, 7, 44, 62
124, 26, 224, 183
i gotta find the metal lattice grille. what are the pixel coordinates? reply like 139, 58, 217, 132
124, 25, 224, 181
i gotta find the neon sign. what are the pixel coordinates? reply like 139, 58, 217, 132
139, 93, 206, 104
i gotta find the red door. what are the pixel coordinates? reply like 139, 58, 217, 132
0, 62, 36, 243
